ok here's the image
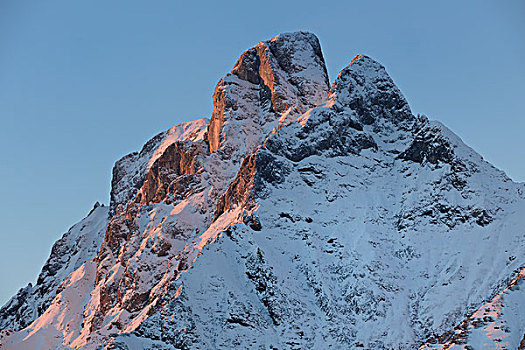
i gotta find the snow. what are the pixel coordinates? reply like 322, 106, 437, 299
0, 204, 109, 333
1, 31, 524, 349
2, 261, 97, 350
109, 118, 208, 214
146, 118, 208, 169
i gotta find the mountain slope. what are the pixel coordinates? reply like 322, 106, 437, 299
0, 204, 109, 333
1, 32, 524, 350
421, 264, 525, 349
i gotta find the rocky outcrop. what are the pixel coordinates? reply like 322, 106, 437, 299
109, 118, 208, 215
327, 54, 413, 127
214, 148, 290, 220
207, 31, 330, 154
136, 141, 204, 205
420, 267, 525, 349
109, 133, 164, 216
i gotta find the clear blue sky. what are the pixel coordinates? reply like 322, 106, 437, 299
0, 0, 523, 305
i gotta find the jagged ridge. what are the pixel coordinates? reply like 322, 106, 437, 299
1, 31, 525, 350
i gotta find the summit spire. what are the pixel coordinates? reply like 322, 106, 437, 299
206, 31, 330, 153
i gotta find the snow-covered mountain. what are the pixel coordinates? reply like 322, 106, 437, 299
1, 31, 524, 349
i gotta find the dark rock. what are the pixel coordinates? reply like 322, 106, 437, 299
137, 142, 202, 205
243, 212, 262, 231
399, 139, 453, 165
214, 149, 290, 220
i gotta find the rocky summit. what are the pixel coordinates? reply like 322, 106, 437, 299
1, 32, 525, 349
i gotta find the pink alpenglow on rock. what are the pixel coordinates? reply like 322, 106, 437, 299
2, 32, 525, 350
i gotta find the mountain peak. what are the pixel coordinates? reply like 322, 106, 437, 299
207, 31, 330, 153
268, 30, 318, 42
344, 54, 393, 81
327, 53, 413, 126
3, 32, 525, 350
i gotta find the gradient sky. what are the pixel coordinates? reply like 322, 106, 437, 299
0, 0, 523, 305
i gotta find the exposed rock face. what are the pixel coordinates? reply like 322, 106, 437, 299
214, 148, 290, 221
109, 118, 208, 215
207, 31, 330, 154
421, 266, 525, 349
136, 141, 203, 205
110, 133, 164, 215
2, 32, 525, 350
327, 54, 413, 127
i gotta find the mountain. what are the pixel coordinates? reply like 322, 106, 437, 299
1, 31, 524, 350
